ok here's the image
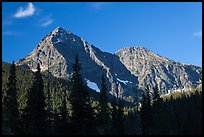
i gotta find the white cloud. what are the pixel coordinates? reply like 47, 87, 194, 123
39, 15, 54, 27
41, 19, 53, 27
193, 30, 202, 37
14, 3, 36, 18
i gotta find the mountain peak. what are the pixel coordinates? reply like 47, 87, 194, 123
48, 27, 76, 46
51, 27, 72, 36
54, 26, 66, 31
115, 46, 149, 54
52, 27, 66, 34
127, 46, 148, 51
16, 28, 202, 98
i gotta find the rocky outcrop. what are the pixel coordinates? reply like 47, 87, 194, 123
16, 27, 138, 99
16, 27, 202, 99
115, 47, 202, 93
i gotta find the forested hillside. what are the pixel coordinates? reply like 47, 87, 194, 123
2, 60, 202, 135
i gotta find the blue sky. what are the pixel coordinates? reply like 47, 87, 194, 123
2, 2, 202, 66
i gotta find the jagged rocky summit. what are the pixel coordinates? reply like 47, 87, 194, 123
115, 47, 202, 93
16, 27, 202, 100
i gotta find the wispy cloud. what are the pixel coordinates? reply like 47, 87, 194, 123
41, 19, 53, 27
90, 2, 109, 10
39, 15, 54, 27
193, 30, 202, 37
14, 3, 36, 18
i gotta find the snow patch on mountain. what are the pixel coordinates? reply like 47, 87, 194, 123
116, 78, 132, 85
16, 27, 202, 98
85, 78, 100, 92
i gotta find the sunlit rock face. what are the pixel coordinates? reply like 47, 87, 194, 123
16, 27, 202, 99
115, 47, 202, 93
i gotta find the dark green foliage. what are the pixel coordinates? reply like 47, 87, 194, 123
2, 61, 202, 135
48, 77, 70, 135
151, 89, 202, 135
124, 108, 141, 135
60, 89, 69, 134
140, 85, 152, 135
97, 75, 110, 134
2, 61, 99, 135
52, 100, 69, 135
52, 110, 62, 134
151, 87, 163, 134
2, 62, 34, 113
69, 55, 97, 134
111, 96, 125, 135
144, 87, 202, 135
111, 96, 118, 134
116, 100, 125, 134
22, 63, 48, 135
2, 61, 20, 135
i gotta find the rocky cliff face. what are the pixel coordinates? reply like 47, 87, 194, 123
115, 47, 202, 93
16, 27, 138, 99
16, 27, 202, 99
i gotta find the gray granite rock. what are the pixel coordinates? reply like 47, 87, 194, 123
115, 47, 202, 93
16, 27, 202, 100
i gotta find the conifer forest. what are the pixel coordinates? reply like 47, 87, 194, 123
2, 56, 202, 135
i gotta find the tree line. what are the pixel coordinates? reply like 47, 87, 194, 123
2, 55, 124, 135
134, 85, 202, 135
2, 55, 202, 135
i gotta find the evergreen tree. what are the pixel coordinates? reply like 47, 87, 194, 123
3, 61, 20, 134
23, 63, 48, 135
151, 86, 163, 134
97, 75, 110, 134
140, 85, 152, 135
51, 77, 70, 135
84, 97, 98, 134
52, 109, 61, 134
69, 54, 96, 135
111, 95, 118, 134
117, 99, 125, 134
52, 97, 69, 135
59, 89, 69, 134
141, 89, 147, 135
111, 96, 125, 135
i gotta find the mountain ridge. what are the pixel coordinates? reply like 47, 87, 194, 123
115, 46, 202, 93
16, 27, 202, 100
